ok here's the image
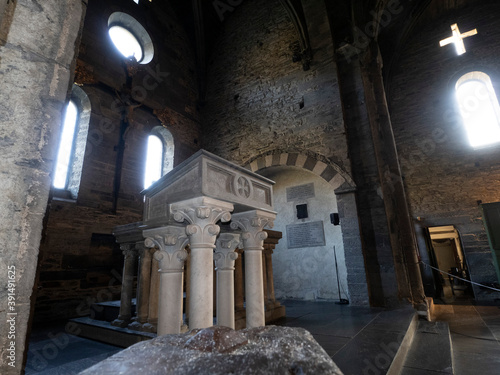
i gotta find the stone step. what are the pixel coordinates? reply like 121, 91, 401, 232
69, 317, 156, 348
332, 306, 418, 375
90, 299, 136, 322
400, 320, 454, 374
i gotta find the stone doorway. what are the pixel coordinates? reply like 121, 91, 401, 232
427, 226, 474, 303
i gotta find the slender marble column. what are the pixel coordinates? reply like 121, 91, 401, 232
184, 246, 191, 322
214, 233, 240, 329
143, 256, 160, 332
234, 248, 245, 312
112, 244, 138, 327
128, 243, 152, 330
144, 226, 189, 335
263, 230, 282, 308
231, 210, 276, 328
264, 246, 277, 307
262, 251, 268, 304
172, 197, 234, 329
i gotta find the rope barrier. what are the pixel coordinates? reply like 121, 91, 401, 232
420, 261, 500, 293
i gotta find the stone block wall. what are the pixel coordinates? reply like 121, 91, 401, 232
201, 0, 349, 174
388, 2, 500, 301
33, 0, 202, 322
0, 1, 87, 373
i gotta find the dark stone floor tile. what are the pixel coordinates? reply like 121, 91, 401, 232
401, 366, 453, 374
333, 330, 404, 375
453, 347, 500, 375
451, 333, 500, 356
312, 334, 350, 356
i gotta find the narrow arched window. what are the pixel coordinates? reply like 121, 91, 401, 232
53, 101, 78, 189
143, 127, 174, 189
52, 85, 91, 199
456, 72, 500, 148
144, 135, 163, 189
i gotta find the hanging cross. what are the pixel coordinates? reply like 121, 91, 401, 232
439, 23, 477, 55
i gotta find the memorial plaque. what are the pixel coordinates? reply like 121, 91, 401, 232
286, 221, 325, 249
286, 183, 315, 202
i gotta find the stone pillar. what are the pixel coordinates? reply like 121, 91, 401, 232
336, 191, 370, 306
360, 42, 426, 308
184, 246, 191, 322
144, 226, 188, 335
263, 246, 276, 308
231, 210, 276, 328
214, 233, 240, 329
128, 245, 153, 330
172, 197, 234, 329
234, 248, 245, 312
0, 3, 86, 374
143, 256, 160, 332
262, 251, 268, 304
112, 244, 138, 328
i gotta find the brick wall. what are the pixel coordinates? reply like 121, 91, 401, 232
34, 0, 201, 322
201, 0, 349, 174
388, 2, 500, 301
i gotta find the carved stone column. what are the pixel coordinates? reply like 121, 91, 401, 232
144, 226, 188, 335
234, 248, 245, 312
112, 244, 138, 328
263, 230, 282, 308
231, 210, 276, 328
214, 233, 240, 329
128, 244, 152, 330
143, 256, 160, 332
172, 197, 234, 329
262, 251, 268, 304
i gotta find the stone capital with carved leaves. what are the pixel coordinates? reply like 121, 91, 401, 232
170, 197, 234, 248
143, 226, 189, 273
214, 233, 241, 271
230, 210, 277, 250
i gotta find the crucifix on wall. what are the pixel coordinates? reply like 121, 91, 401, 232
439, 23, 477, 55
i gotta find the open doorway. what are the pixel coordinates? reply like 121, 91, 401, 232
427, 226, 474, 303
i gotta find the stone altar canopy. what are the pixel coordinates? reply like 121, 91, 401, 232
123, 150, 277, 335
142, 149, 275, 226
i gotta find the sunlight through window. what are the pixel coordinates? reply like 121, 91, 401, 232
53, 101, 78, 189
109, 25, 143, 62
456, 74, 500, 148
144, 135, 163, 189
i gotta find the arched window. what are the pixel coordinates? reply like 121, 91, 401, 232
456, 72, 500, 148
52, 85, 91, 199
144, 135, 163, 189
143, 127, 174, 189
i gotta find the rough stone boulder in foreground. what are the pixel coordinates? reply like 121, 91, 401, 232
78, 325, 344, 375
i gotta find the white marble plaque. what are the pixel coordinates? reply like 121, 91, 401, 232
286, 221, 325, 249
286, 183, 315, 202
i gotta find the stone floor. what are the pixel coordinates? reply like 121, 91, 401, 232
434, 304, 500, 375
24, 300, 500, 374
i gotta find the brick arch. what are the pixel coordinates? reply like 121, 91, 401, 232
244, 153, 356, 191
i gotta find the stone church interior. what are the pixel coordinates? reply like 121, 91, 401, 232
1, 0, 500, 373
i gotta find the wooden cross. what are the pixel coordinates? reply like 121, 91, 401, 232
439, 23, 477, 55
